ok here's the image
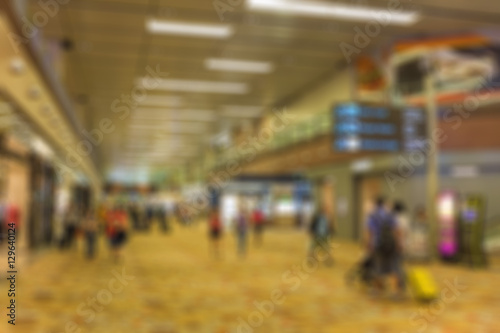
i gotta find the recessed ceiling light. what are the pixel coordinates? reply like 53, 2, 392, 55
10, 58, 25, 75
41, 105, 51, 114
137, 78, 248, 94
247, 0, 420, 26
205, 58, 274, 73
146, 19, 234, 38
28, 85, 41, 100
32, 137, 54, 158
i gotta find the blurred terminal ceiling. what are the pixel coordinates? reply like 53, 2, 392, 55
18, 0, 500, 184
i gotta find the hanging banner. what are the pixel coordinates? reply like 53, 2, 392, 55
391, 34, 500, 104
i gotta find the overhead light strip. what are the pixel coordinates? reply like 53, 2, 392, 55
132, 109, 217, 121
146, 19, 234, 38
205, 58, 274, 73
137, 78, 248, 94
247, 0, 420, 26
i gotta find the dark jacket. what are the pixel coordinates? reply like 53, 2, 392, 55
309, 213, 335, 237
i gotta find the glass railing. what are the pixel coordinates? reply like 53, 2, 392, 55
210, 110, 332, 169
268, 111, 331, 151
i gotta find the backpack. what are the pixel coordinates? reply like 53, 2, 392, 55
376, 214, 397, 256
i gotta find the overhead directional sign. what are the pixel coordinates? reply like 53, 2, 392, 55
333, 102, 426, 153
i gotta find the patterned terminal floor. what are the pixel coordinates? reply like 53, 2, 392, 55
1, 221, 499, 333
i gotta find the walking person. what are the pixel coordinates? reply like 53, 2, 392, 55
309, 204, 336, 266
63, 204, 79, 250
145, 203, 154, 231
393, 201, 410, 258
83, 209, 98, 259
107, 206, 129, 263
411, 205, 431, 261
252, 206, 265, 247
365, 197, 405, 299
157, 204, 169, 233
209, 209, 223, 259
235, 206, 249, 258
129, 203, 140, 231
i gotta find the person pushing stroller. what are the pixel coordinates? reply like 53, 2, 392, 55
364, 197, 405, 299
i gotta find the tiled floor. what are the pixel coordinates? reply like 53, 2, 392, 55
1, 221, 499, 333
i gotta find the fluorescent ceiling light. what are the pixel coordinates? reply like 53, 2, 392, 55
124, 152, 196, 159
32, 137, 54, 158
128, 133, 201, 141
132, 109, 216, 121
146, 19, 234, 38
205, 58, 274, 73
221, 105, 264, 118
130, 121, 208, 129
137, 78, 248, 94
130, 126, 210, 134
135, 146, 199, 153
138, 95, 184, 107
130, 122, 209, 131
247, 0, 420, 26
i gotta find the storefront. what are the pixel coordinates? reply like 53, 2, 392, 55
0, 134, 31, 249
220, 175, 312, 228
27, 153, 56, 248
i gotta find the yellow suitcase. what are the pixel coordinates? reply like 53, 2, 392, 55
407, 267, 439, 301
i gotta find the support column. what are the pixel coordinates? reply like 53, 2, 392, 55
425, 75, 439, 258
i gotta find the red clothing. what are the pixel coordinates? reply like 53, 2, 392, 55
210, 216, 221, 231
252, 210, 264, 225
106, 210, 127, 237
6, 205, 21, 229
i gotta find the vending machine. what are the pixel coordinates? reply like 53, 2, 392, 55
460, 195, 487, 268
437, 190, 460, 261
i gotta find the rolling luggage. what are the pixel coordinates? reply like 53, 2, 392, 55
407, 267, 439, 301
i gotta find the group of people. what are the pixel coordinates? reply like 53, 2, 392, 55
128, 202, 170, 232
305, 196, 430, 299
364, 197, 430, 299
203, 196, 428, 300
60, 204, 129, 262
208, 205, 266, 259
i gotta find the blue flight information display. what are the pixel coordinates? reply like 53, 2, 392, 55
333, 103, 426, 153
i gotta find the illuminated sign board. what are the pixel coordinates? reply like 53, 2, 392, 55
332, 103, 426, 153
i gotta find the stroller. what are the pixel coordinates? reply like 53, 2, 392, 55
345, 255, 377, 288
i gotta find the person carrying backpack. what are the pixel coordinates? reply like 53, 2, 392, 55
365, 197, 405, 299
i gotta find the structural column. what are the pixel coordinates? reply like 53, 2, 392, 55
425, 75, 439, 258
